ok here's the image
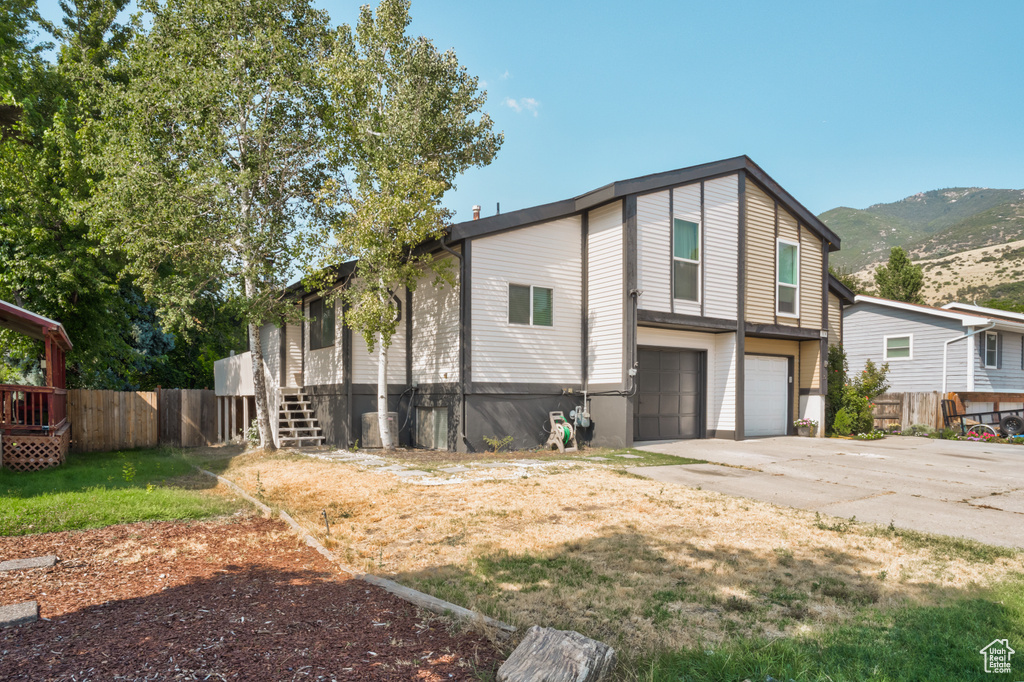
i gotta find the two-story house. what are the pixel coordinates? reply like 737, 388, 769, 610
214, 156, 842, 450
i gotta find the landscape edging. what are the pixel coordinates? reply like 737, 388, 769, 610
196, 466, 516, 638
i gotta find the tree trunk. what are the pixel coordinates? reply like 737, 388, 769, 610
377, 331, 394, 450
245, 274, 276, 451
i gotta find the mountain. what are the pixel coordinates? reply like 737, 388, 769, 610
822, 187, 1024, 272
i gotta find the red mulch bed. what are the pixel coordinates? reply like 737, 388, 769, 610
0, 515, 501, 680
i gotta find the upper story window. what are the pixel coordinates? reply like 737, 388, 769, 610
984, 331, 998, 369
309, 298, 335, 350
884, 334, 912, 360
509, 284, 553, 326
672, 218, 700, 302
777, 239, 799, 317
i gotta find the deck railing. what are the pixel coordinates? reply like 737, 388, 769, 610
0, 384, 68, 432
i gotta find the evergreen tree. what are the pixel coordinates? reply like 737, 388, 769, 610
873, 247, 924, 304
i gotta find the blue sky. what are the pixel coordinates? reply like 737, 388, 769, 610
36, 0, 1024, 223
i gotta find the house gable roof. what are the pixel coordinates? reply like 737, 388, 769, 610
942, 302, 1024, 324
450, 156, 841, 250
851, 295, 1024, 332
0, 299, 73, 350
828, 274, 856, 304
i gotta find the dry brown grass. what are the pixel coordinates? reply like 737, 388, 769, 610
193, 447, 1023, 658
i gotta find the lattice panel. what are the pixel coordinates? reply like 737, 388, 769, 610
2, 427, 69, 472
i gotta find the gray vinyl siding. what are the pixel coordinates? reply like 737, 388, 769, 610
352, 289, 408, 384
471, 216, 583, 384
635, 174, 739, 320
843, 303, 968, 392
412, 255, 460, 385
588, 201, 625, 385
637, 190, 671, 313
973, 331, 1024, 391
703, 174, 739, 320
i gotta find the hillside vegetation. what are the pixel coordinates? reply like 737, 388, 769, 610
822, 187, 1024, 304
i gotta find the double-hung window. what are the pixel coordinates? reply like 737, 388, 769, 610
509, 284, 553, 326
777, 239, 799, 317
672, 218, 700, 302
309, 298, 335, 350
884, 334, 912, 360
984, 332, 998, 369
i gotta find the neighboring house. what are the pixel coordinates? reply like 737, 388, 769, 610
214, 156, 844, 450
843, 296, 1024, 411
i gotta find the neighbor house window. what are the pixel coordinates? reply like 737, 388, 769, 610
777, 239, 799, 317
673, 218, 700, 302
309, 298, 335, 350
884, 334, 912, 360
984, 332, 998, 369
509, 284, 553, 326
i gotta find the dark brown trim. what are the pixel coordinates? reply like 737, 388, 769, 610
581, 212, 589, 387
406, 287, 413, 388
624, 196, 638, 447
773, 199, 779, 326
700, 181, 706, 318
735, 171, 747, 441
669, 187, 675, 315
745, 322, 820, 340
279, 317, 287, 386
462, 240, 472, 390
828, 273, 856, 305
467, 382, 575, 395
637, 309, 736, 332
446, 156, 840, 251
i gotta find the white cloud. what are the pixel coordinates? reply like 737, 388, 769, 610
503, 97, 540, 117
500, 70, 511, 80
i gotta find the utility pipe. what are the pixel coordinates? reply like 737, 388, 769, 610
942, 322, 995, 394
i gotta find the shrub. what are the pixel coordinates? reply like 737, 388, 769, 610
833, 408, 854, 436
825, 345, 849, 433
905, 423, 936, 437
851, 358, 890, 400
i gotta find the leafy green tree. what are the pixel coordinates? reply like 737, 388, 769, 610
0, 0, 147, 388
86, 0, 336, 448
314, 0, 502, 448
825, 344, 848, 434
873, 247, 924, 304
828, 265, 866, 295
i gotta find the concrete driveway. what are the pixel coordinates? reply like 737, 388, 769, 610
631, 436, 1024, 548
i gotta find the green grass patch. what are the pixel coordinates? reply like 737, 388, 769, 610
602, 448, 706, 467
867, 523, 1019, 563
641, 577, 1024, 681
0, 448, 242, 535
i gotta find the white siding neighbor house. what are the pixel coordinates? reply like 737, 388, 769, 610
843, 297, 1024, 414
214, 156, 845, 450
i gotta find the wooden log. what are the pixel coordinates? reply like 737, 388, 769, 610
497, 626, 616, 682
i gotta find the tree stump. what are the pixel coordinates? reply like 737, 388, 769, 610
497, 625, 616, 682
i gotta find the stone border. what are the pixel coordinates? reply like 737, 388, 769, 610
197, 467, 516, 638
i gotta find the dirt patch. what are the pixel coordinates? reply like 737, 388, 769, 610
0, 515, 499, 680
199, 449, 1024, 659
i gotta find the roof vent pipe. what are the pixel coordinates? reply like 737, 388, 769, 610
472, 205, 481, 220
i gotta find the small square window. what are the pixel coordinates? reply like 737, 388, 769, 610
532, 287, 553, 326
885, 335, 911, 360
509, 284, 553, 326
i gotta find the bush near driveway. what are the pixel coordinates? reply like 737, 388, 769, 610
0, 448, 242, 536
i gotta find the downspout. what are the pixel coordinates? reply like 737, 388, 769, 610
942, 322, 995, 394
439, 235, 472, 451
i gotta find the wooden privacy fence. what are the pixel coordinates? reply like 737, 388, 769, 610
67, 388, 217, 453
872, 392, 943, 431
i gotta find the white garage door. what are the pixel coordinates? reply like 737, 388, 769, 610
744, 355, 790, 437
